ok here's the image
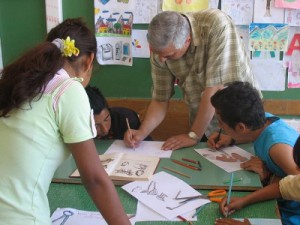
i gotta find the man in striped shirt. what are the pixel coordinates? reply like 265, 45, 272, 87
124, 9, 260, 151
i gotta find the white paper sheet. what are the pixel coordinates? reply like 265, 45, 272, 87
194, 146, 253, 173
104, 140, 172, 158
135, 201, 198, 221
51, 208, 136, 225
122, 171, 210, 220
236, 218, 282, 225
132, 29, 150, 58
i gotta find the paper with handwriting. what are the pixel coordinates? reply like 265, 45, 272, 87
194, 146, 253, 173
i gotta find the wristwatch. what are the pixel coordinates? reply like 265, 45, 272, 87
188, 131, 200, 141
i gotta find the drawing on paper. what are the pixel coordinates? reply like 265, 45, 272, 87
52, 210, 74, 225
195, 146, 253, 173
249, 23, 289, 51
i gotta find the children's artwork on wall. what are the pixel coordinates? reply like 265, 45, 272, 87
194, 146, 253, 173
94, 0, 134, 66
132, 30, 150, 58
283, 26, 300, 88
133, 0, 158, 24
45, 0, 63, 33
236, 25, 251, 55
251, 51, 286, 91
162, 0, 209, 12
249, 23, 289, 51
209, 0, 219, 9
253, 0, 285, 23
221, 0, 254, 25
275, 0, 300, 9
285, 9, 300, 26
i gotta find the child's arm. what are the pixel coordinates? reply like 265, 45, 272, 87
68, 140, 131, 225
219, 182, 281, 216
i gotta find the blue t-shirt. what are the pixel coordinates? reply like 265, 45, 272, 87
254, 113, 300, 225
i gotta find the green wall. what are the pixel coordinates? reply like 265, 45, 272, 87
0, 0, 299, 99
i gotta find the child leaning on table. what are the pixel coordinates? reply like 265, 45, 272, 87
215, 135, 300, 225
206, 81, 300, 225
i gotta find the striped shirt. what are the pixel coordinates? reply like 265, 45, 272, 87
151, 9, 259, 125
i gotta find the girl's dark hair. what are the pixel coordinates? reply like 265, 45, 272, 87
293, 136, 300, 168
0, 18, 96, 117
85, 85, 108, 115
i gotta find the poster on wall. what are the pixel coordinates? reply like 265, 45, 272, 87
45, 0, 63, 33
275, 0, 300, 10
95, 0, 134, 66
133, 0, 158, 24
132, 30, 150, 58
162, 0, 209, 12
221, 0, 254, 25
253, 0, 284, 23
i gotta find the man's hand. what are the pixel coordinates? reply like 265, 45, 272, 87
161, 134, 197, 150
241, 156, 271, 181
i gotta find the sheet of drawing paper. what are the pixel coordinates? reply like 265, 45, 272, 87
94, 0, 134, 66
236, 25, 250, 55
253, 0, 284, 23
104, 140, 172, 158
275, 0, 300, 9
283, 119, 300, 133
51, 208, 136, 225
122, 171, 210, 220
132, 29, 150, 58
236, 218, 282, 225
135, 202, 198, 221
162, 0, 209, 12
221, 0, 254, 25
285, 9, 300, 26
194, 146, 253, 173
133, 0, 158, 24
251, 51, 286, 91
45, 0, 63, 33
249, 23, 289, 51
282, 26, 300, 88
209, 0, 219, 9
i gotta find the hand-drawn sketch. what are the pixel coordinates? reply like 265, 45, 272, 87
132, 29, 150, 58
285, 9, 300, 26
221, 0, 254, 25
253, 0, 285, 23
251, 51, 286, 91
51, 208, 136, 225
194, 146, 253, 173
133, 0, 158, 24
94, 0, 133, 66
249, 23, 289, 51
122, 171, 210, 220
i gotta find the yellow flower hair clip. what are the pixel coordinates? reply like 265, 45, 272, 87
62, 36, 80, 57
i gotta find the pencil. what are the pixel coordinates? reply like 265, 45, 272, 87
216, 128, 222, 143
177, 215, 194, 225
163, 166, 191, 178
172, 159, 201, 171
182, 158, 197, 164
197, 161, 202, 170
223, 177, 243, 184
226, 172, 234, 217
126, 118, 135, 150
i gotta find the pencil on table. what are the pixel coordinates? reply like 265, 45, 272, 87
163, 166, 191, 178
177, 215, 194, 225
172, 159, 201, 171
126, 118, 135, 151
226, 172, 234, 217
182, 158, 197, 164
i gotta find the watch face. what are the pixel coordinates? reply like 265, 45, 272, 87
188, 131, 198, 140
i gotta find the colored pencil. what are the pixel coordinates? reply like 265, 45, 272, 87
163, 166, 191, 178
226, 172, 234, 217
172, 159, 201, 171
177, 215, 194, 225
182, 158, 197, 164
